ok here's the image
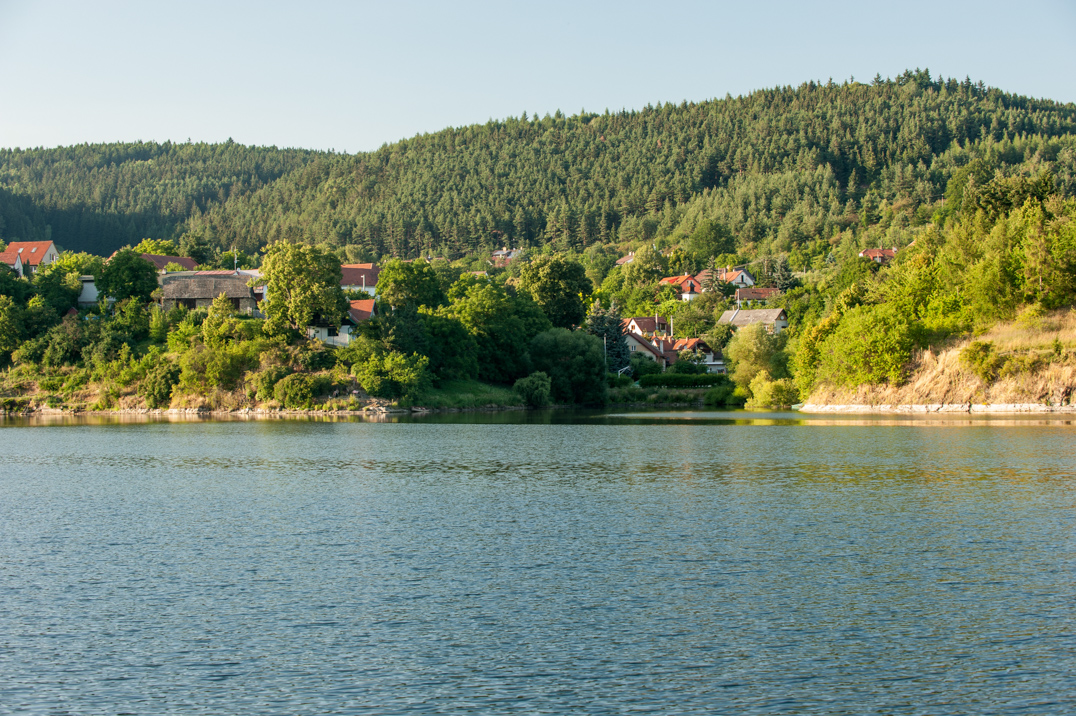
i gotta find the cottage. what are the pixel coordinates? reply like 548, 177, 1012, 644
491, 248, 522, 267
615, 251, 635, 266
0, 248, 23, 277
141, 253, 199, 272
859, 247, 897, 264
1, 241, 59, 276
695, 265, 755, 290
625, 332, 664, 363
623, 315, 671, 338
341, 263, 380, 297
659, 275, 702, 301
735, 287, 781, 306
160, 274, 260, 313
668, 337, 725, 374
308, 299, 376, 347
718, 308, 789, 333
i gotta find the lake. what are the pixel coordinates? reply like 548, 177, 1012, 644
1, 410, 1074, 714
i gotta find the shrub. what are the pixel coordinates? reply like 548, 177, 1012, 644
296, 346, 336, 372
514, 371, 552, 407
274, 373, 318, 409
607, 372, 633, 388
815, 304, 917, 387
252, 365, 293, 402
609, 385, 647, 403
529, 328, 607, 405
960, 341, 1005, 383
746, 371, 799, 408
638, 373, 725, 388
140, 359, 180, 408
630, 354, 663, 377
353, 350, 431, 401
702, 375, 740, 406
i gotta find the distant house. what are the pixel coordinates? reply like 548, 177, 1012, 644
735, 287, 781, 306
341, 263, 380, 297
659, 274, 702, 301
624, 315, 670, 337
0, 247, 23, 277
695, 265, 755, 290
859, 247, 897, 264
308, 299, 376, 347
615, 251, 636, 266
77, 276, 100, 306
668, 337, 725, 374
160, 274, 260, 313
625, 332, 664, 363
1, 241, 59, 276
140, 253, 198, 272
491, 248, 523, 267
718, 308, 789, 333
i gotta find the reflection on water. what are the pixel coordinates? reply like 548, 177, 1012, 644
0, 414, 1074, 714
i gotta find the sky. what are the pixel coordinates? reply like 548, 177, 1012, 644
1, 0, 1075, 154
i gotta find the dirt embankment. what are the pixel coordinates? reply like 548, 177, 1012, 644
804, 309, 1076, 413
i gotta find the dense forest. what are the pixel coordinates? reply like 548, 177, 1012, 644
3, 69, 1075, 263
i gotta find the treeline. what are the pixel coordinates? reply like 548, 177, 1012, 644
2, 70, 1075, 262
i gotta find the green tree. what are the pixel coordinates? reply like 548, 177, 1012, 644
0, 295, 22, 360
529, 328, 607, 405
98, 249, 159, 302
516, 253, 592, 328
815, 303, 917, 387
725, 323, 787, 392
621, 245, 667, 285
377, 259, 447, 309
584, 299, 630, 373
260, 241, 347, 336
133, 238, 179, 255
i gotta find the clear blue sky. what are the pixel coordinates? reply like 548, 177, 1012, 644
2, 0, 1074, 153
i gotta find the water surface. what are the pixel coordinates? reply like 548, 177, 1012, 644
1, 412, 1074, 714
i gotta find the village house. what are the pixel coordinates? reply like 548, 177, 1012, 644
491, 248, 522, 267
624, 315, 671, 338
718, 307, 789, 333
659, 274, 702, 301
1, 240, 59, 276
735, 287, 781, 307
308, 299, 375, 347
859, 247, 897, 264
341, 263, 380, 297
141, 253, 198, 272
615, 251, 635, 266
160, 273, 261, 313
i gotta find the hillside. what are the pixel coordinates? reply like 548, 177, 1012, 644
2, 69, 1075, 262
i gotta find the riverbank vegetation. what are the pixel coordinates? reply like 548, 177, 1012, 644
2, 70, 1076, 412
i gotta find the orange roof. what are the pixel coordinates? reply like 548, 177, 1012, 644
348, 299, 375, 323
3, 241, 56, 266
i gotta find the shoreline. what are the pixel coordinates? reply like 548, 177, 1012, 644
801, 402, 1076, 414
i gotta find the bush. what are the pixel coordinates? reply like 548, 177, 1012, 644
140, 359, 180, 408
638, 373, 725, 388
609, 385, 647, 403
746, 371, 799, 408
296, 346, 336, 372
960, 341, 1005, 383
251, 365, 293, 402
274, 373, 318, 409
630, 354, 663, 377
816, 304, 917, 387
353, 350, 431, 401
702, 375, 740, 406
607, 372, 633, 388
514, 371, 552, 407
529, 328, 607, 405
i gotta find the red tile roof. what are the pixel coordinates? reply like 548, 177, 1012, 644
623, 316, 670, 335
735, 287, 780, 302
859, 248, 897, 261
659, 275, 701, 292
341, 263, 380, 288
3, 241, 56, 266
348, 299, 375, 323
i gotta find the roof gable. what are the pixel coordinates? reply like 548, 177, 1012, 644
3, 241, 56, 266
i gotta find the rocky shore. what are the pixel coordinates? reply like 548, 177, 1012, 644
801, 402, 1076, 414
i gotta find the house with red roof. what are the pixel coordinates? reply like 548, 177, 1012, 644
623, 315, 670, 338
696, 265, 755, 290
139, 253, 199, 272
308, 299, 377, 347
659, 274, 702, 301
341, 263, 380, 297
859, 247, 897, 264
1, 241, 58, 277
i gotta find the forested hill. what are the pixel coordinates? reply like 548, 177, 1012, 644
2, 69, 1075, 259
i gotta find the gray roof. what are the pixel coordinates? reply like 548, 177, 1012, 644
161, 276, 255, 300
718, 308, 787, 327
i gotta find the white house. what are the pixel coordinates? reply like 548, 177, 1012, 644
341, 263, 380, 298
1, 241, 58, 276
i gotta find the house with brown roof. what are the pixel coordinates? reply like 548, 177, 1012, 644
615, 251, 636, 266
491, 248, 522, 267
718, 308, 789, 333
859, 247, 897, 264
735, 287, 781, 306
695, 265, 755, 290
140, 253, 199, 272
160, 274, 260, 313
341, 263, 380, 297
1, 241, 59, 276
659, 274, 702, 301
623, 315, 671, 338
